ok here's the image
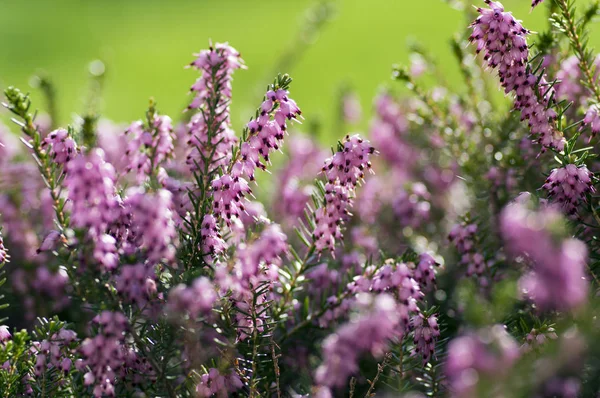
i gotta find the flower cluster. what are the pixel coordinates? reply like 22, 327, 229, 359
522, 326, 558, 352
501, 200, 589, 311
448, 221, 486, 278
211, 86, 301, 224
124, 188, 177, 264
79, 312, 136, 397
41, 128, 77, 165
446, 325, 520, 397
31, 327, 77, 377
200, 214, 227, 256
313, 134, 376, 253
195, 368, 243, 397
315, 294, 399, 389
319, 259, 424, 329
168, 277, 217, 320
114, 263, 156, 306
186, 43, 244, 171
411, 313, 440, 364
392, 183, 431, 229
65, 148, 118, 236
124, 114, 174, 181
469, 0, 565, 150
413, 253, 439, 292
215, 224, 287, 339
542, 164, 594, 216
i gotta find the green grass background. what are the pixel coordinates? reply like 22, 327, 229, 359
1, 0, 599, 142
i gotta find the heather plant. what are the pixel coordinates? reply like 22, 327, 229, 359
2, 0, 600, 397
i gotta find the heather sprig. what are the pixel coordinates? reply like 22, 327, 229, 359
552, 0, 600, 105
2, 87, 71, 235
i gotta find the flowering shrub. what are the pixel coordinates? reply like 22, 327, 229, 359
2, 0, 600, 396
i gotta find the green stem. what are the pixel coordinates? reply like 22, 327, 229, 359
556, 0, 600, 104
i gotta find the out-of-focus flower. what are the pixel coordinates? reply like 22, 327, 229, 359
501, 200, 589, 311
446, 325, 520, 397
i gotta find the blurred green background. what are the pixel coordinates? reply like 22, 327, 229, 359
1, 0, 598, 142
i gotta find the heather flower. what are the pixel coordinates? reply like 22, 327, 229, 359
93, 234, 119, 271
321, 134, 375, 187
522, 327, 557, 352
445, 325, 520, 397
168, 277, 217, 320
413, 253, 439, 292
542, 164, 594, 216
486, 166, 517, 191
0, 196, 40, 262
537, 377, 581, 398
313, 135, 376, 253
210, 86, 301, 226
115, 263, 156, 306
188, 42, 244, 110
519, 239, 588, 311
392, 182, 431, 229
500, 201, 589, 311
341, 260, 423, 330
80, 311, 131, 397
95, 119, 129, 174
583, 104, 600, 138
315, 293, 399, 388
449, 221, 487, 278
37, 230, 62, 253
41, 128, 77, 165
31, 266, 69, 306
186, 43, 244, 172
0, 326, 10, 342
411, 313, 440, 364
313, 183, 351, 253
196, 368, 243, 398
306, 263, 341, 298
125, 188, 177, 264
0, 121, 21, 163
200, 214, 227, 256
161, 176, 194, 227
124, 115, 174, 181
410, 53, 428, 78
31, 326, 77, 377
469, 0, 565, 151
214, 224, 287, 339
65, 148, 118, 237
210, 173, 252, 224
216, 224, 287, 300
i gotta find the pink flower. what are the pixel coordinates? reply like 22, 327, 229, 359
0, 326, 11, 342
42, 128, 77, 165
542, 164, 594, 216
313, 135, 376, 253
124, 115, 174, 181
469, 0, 565, 151
446, 325, 520, 397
